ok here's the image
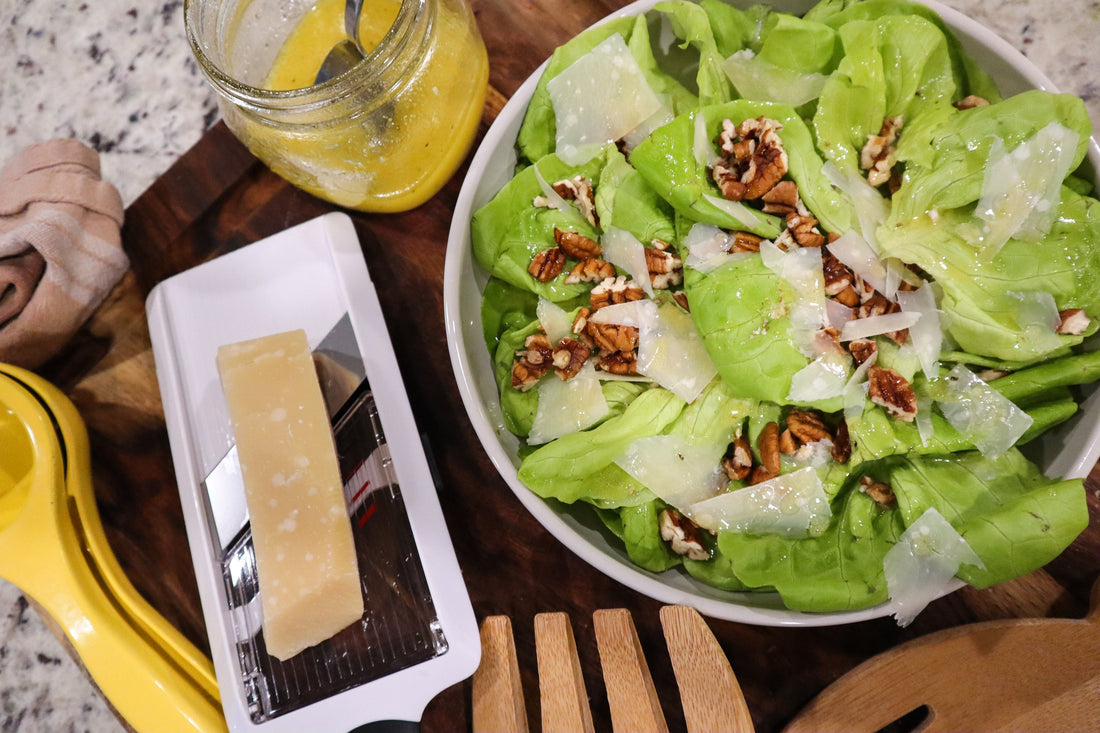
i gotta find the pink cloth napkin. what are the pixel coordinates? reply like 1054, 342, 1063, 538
0, 139, 128, 369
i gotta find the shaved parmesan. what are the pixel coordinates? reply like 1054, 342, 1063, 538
685, 467, 831, 537
614, 434, 728, 508
638, 302, 718, 403
683, 223, 748, 273
547, 33, 664, 165
935, 364, 1033, 457
827, 229, 907, 298
528, 362, 609, 445
787, 353, 851, 402
623, 104, 675, 151
590, 299, 717, 403
693, 112, 721, 169
703, 193, 772, 230
589, 298, 658, 330
825, 299, 854, 330
721, 50, 828, 107
602, 227, 654, 296
839, 311, 921, 342
1009, 290, 1064, 354
896, 285, 941, 379
971, 122, 1079, 257
822, 162, 889, 247
885, 508, 983, 627
843, 356, 874, 419
532, 164, 589, 229
537, 298, 573, 344
761, 240, 828, 356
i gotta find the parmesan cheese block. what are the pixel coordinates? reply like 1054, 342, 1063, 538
216, 329, 363, 660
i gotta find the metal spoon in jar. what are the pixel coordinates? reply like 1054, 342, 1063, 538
314, 0, 367, 84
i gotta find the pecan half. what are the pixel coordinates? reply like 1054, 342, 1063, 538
867, 365, 918, 422
730, 231, 764, 253
511, 332, 553, 391
822, 249, 854, 297
758, 421, 781, 476
590, 276, 646, 310
564, 257, 616, 285
585, 321, 638, 354
1057, 308, 1090, 335
554, 227, 602, 260
786, 212, 826, 247
598, 349, 638, 375
722, 435, 753, 481
786, 409, 833, 445
833, 285, 861, 308
645, 246, 684, 290
552, 337, 591, 380
528, 247, 565, 282
859, 475, 896, 507
555, 175, 599, 227
712, 116, 789, 201
860, 116, 903, 188
534, 175, 599, 227
831, 419, 851, 464
847, 338, 879, 367
954, 95, 990, 110
659, 509, 710, 561
761, 180, 799, 216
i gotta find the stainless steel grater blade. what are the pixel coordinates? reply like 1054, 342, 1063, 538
204, 319, 445, 725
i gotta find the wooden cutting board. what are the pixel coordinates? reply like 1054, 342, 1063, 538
785, 578, 1100, 732
29, 0, 1100, 731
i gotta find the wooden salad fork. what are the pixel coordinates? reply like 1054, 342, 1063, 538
471, 606, 754, 733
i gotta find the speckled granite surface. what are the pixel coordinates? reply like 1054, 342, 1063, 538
1, 0, 1099, 731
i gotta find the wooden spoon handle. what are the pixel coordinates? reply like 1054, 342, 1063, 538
472, 616, 529, 733
593, 608, 669, 733
535, 612, 594, 733
660, 605, 755, 733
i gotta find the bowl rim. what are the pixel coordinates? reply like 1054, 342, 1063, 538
443, 0, 1100, 626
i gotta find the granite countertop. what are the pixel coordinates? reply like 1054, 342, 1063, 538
1, 0, 1099, 731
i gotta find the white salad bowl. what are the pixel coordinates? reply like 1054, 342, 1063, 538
444, 0, 1100, 626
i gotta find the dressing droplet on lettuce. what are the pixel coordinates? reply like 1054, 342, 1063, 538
685, 466, 831, 536
528, 362, 610, 445
548, 33, 665, 165
884, 507, 983, 627
614, 434, 729, 508
934, 364, 1033, 457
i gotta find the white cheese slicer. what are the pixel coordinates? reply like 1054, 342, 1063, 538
147, 213, 480, 732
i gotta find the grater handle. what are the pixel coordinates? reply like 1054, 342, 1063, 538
349, 720, 420, 732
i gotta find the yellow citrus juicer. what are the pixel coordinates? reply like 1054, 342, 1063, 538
0, 362, 227, 733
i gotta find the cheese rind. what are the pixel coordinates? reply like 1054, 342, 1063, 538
216, 329, 363, 660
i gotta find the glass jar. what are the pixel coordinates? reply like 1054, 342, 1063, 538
184, 0, 488, 212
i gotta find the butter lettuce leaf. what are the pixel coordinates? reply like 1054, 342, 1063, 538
884, 450, 1088, 588
631, 99, 853, 235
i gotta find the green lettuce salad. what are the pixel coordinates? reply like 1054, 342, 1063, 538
470, 0, 1098, 621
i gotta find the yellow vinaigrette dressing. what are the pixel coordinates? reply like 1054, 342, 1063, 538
230, 0, 488, 212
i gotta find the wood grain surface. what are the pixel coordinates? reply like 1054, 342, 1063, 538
33, 0, 1100, 731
